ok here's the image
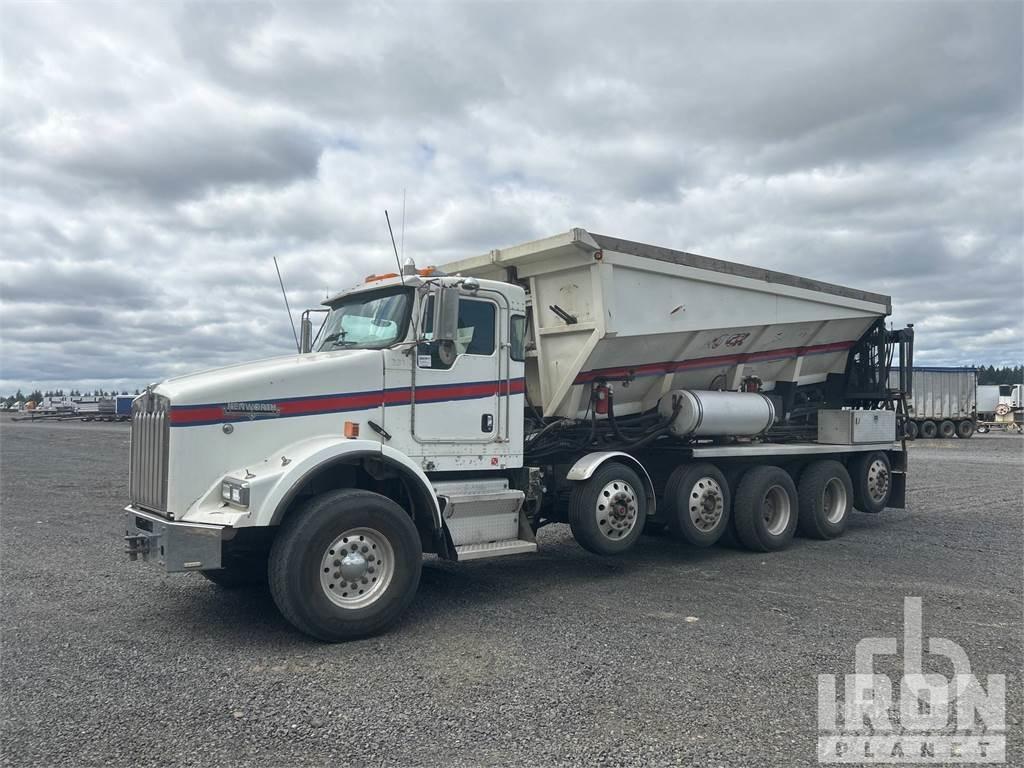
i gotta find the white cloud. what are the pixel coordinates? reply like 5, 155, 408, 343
1, 0, 1022, 394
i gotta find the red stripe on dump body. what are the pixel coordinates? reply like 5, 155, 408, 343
168, 378, 526, 427
573, 340, 856, 384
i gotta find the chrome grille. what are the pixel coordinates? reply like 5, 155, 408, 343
129, 392, 170, 513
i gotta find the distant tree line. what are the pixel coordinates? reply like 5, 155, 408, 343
976, 365, 1023, 385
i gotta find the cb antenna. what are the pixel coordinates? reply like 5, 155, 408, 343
385, 209, 405, 286
273, 256, 300, 352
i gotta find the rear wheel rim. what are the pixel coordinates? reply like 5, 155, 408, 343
595, 480, 638, 540
823, 477, 848, 524
688, 477, 724, 532
762, 485, 791, 536
866, 459, 890, 503
319, 527, 395, 609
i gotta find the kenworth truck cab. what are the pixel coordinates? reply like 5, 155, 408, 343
125, 229, 912, 641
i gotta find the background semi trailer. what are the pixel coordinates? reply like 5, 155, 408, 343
123, 228, 914, 641
896, 366, 978, 439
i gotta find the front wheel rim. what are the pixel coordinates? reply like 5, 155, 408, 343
762, 485, 791, 536
595, 480, 639, 540
319, 527, 395, 609
823, 478, 848, 524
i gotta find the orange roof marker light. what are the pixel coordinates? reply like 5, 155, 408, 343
365, 267, 438, 283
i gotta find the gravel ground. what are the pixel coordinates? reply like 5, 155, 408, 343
1, 416, 1021, 767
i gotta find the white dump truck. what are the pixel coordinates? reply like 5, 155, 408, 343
124, 229, 914, 641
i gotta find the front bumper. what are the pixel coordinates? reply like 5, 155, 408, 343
124, 506, 225, 572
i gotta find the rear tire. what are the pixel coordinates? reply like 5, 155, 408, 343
919, 420, 938, 439
732, 466, 798, 552
850, 451, 891, 514
905, 420, 919, 440
268, 489, 422, 642
663, 463, 731, 547
938, 420, 956, 439
569, 462, 646, 555
796, 461, 853, 539
956, 420, 975, 439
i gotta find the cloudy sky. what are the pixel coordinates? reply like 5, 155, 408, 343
1, 0, 1021, 394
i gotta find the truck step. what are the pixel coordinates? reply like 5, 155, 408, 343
455, 539, 537, 561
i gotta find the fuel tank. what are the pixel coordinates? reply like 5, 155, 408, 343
657, 389, 776, 438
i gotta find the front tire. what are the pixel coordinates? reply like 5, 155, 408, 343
269, 489, 422, 642
796, 461, 853, 540
568, 462, 646, 555
732, 466, 798, 552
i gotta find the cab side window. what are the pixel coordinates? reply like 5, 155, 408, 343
421, 296, 496, 365
457, 299, 496, 356
510, 315, 526, 362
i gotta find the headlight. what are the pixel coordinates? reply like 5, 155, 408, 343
220, 478, 250, 508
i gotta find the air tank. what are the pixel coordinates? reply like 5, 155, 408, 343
657, 389, 776, 438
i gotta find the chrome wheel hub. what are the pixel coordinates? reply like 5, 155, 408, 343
688, 478, 724, 532
866, 459, 890, 502
320, 527, 395, 609
340, 551, 369, 582
595, 480, 639, 540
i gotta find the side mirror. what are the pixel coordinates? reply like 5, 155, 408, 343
432, 285, 460, 343
299, 316, 313, 353
430, 285, 460, 367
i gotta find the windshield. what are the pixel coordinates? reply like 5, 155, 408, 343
316, 287, 412, 351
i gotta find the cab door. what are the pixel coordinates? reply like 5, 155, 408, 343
412, 294, 502, 443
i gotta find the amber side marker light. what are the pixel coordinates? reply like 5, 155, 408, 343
344, 421, 360, 438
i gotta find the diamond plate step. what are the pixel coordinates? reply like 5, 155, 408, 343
454, 539, 537, 561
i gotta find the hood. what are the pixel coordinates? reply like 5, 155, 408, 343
155, 349, 383, 406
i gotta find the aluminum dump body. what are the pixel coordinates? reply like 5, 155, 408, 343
442, 229, 891, 418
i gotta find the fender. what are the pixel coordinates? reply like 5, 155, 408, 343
180, 436, 442, 530
566, 451, 657, 516
264, 438, 442, 528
